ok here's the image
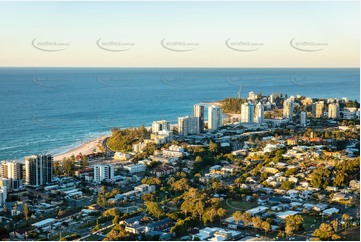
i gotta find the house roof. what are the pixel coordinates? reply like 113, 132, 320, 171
124, 215, 144, 224
147, 218, 173, 229
276, 211, 299, 219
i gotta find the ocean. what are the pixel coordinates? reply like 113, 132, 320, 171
0, 67, 359, 161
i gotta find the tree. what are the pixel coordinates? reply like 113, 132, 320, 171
103, 208, 120, 217
141, 177, 161, 186
53, 161, 61, 176
261, 221, 271, 234
58, 210, 65, 217
171, 178, 189, 192
96, 186, 107, 207
313, 223, 340, 240
217, 208, 227, 226
63, 157, 74, 176
341, 213, 352, 228
232, 211, 243, 224
242, 212, 252, 227
195, 156, 203, 163
145, 201, 164, 220
234, 177, 244, 188
112, 215, 120, 224
141, 193, 155, 202
203, 208, 217, 225
81, 155, 89, 168
281, 181, 292, 190
23, 203, 30, 221
330, 220, 339, 232
333, 171, 348, 187
310, 167, 331, 189
195, 201, 205, 221
284, 215, 304, 237
261, 221, 271, 235
209, 140, 219, 154
252, 216, 263, 230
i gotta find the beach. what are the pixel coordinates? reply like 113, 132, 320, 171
209, 101, 242, 123
53, 135, 109, 161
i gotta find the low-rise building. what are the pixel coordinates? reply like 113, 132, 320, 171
246, 206, 268, 216
134, 184, 155, 194
32, 218, 56, 230
150, 165, 176, 178
124, 164, 147, 173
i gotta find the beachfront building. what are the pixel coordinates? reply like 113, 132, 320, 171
0, 160, 23, 189
328, 103, 340, 119
312, 101, 324, 118
241, 102, 254, 123
25, 154, 53, 186
194, 104, 205, 133
178, 116, 199, 136
93, 164, 114, 182
208, 105, 223, 130
248, 91, 257, 101
152, 120, 170, 134
254, 102, 264, 123
269, 94, 275, 104
283, 98, 294, 119
300, 111, 307, 127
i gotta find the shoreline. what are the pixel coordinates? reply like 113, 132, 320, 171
53, 135, 109, 161
52, 101, 248, 162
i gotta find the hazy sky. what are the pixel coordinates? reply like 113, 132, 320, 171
0, 1, 359, 67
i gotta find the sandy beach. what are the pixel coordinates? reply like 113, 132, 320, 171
53, 135, 109, 161
209, 101, 241, 123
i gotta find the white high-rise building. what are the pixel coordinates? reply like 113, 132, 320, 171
312, 101, 324, 118
283, 98, 294, 119
94, 164, 114, 182
254, 102, 264, 123
328, 103, 340, 119
193, 104, 205, 132
208, 105, 222, 130
0, 161, 23, 189
152, 120, 170, 134
178, 116, 199, 136
300, 111, 307, 127
241, 102, 254, 123
269, 94, 275, 104
248, 91, 257, 101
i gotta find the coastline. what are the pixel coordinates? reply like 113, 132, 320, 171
52, 100, 242, 162
53, 135, 109, 161
210, 101, 241, 122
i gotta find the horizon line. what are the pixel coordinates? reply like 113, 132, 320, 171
0, 66, 359, 69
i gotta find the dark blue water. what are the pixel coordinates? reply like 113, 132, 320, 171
0, 68, 359, 160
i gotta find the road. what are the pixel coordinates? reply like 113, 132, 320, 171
75, 221, 114, 241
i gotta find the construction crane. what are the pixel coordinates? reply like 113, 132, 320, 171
238, 86, 242, 99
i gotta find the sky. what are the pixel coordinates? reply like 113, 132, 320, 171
0, 1, 359, 67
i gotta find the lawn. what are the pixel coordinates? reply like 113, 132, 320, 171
222, 198, 258, 216
302, 214, 323, 230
